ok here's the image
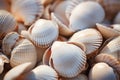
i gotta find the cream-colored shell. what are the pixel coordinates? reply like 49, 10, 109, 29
69, 28, 103, 55
0, 10, 17, 40
28, 19, 59, 48
11, 0, 44, 25
89, 62, 118, 80
68, 1, 105, 31
49, 41, 86, 78
10, 39, 37, 68
114, 12, 120, 24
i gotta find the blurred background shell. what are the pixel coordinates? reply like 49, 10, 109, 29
0, 0, 10, 11
11, 0, 44, 25
114, 12, 120, 24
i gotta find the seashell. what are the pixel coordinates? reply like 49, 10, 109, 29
4, 62, 34, 80
69, 28, 103, 56
111, 24, 120, 32
19, 65, 58, 80
48, 41, 86, 78
11, 0, 44, 25
96, 23, 120, 39
10, 39, 37, 68
28, 19, 59, 48
89, 62, 119, 80
96, 0, 120, 21
2, 32, 23, 56
41, 0, 54, 6
0, 0, 10, 11
114, 12, 120, 24
0, 10, 17, 40
67, 1, 105, 31
0, 52, 9, 74
16, 23, 27, 34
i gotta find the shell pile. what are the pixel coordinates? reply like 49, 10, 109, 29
0, 0, 120, 80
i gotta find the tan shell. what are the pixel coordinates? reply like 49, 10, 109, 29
0, 10, 17, 40
10, 39, 37, 68
89, 62, 118, 80
68, 1, 105, 31
11, 0, 44, 25
49, 41, 86, 78
28, 19, 59, 48
114, 12, 120, 24
69, 28, 103, 55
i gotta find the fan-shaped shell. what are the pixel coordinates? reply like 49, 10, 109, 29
10, 39, 37, 68
11, 0, 44, 25
49, 41, 86, 78
114, 12, 120, 24
28, 19, 59, 48
0, 10, 17, 40
68, 1, 105, 31
89, 62, 118, 80
69, 28, 103, 55
22, 65, 58, 80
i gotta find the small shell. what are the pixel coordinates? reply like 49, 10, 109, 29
0, 10, 17, 40
69, 28, 103, 55
96, 23, 120, 39
114, 12, 120, 24
11, 0, 44, 25
28, 19, 59, 48
10, 39, 37, 68
49, 41, 86, 78
68, 1, 105, 31
89, 62, 118, 80
22, 65, 58, 80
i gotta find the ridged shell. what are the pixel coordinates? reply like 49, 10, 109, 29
49, 41, 86, 78
68, 1, 105, 31
89, 62, 118, 80
0, 10, 17, 40
69, 28, 103, 55
4, 62, 34, 80
114, 12, 120, 24
96, 23, 120, 39
2, 32, 22, 56
11, 0, 44, 25
22, 65, 58, 80
28, 19, 59, 48
10, 39, 37, 68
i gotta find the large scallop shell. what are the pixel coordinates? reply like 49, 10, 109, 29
11, 0, 44, 25
114, 12, 120, 24
89, 62, 118, 80
28, 19, 59, 48
10, 39, 37, 68
67, 1, 105, 31
0, 10, 17, 40
69, 28, 103, 56
49, 41, 86, 78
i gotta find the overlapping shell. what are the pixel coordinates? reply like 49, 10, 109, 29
0, 10, 17, 40
69, 28, 103, 55
11, 0, 44, 25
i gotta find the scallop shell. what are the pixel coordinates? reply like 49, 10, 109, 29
114, 12, 120, 24
4, 62, 34, 80
2, 32, 23, 56
28, 19, 59, 48
96, 23, 120, 39
69, 28, 103, 55
68, 1, 105, 31
0, 52, 9, 74
21, 65, 58, 80
10, 39, 37, 68
0, 10, 17, 40
49, 41, 86, 78
11, 0, 44, 25
89, 62, 118, 80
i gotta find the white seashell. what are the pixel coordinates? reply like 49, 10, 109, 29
10, 39, 37, 68
89, 62, 118, 80
0, 10, 17, 40
49, 41, 86, 78
22, 65, 58, 80
69, 28, 103, 55
112, 24, 120, 32
28, 19, 59, 48
68, 1, 105, 31
11, 0, 44, 25
114, 12, 120, 24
